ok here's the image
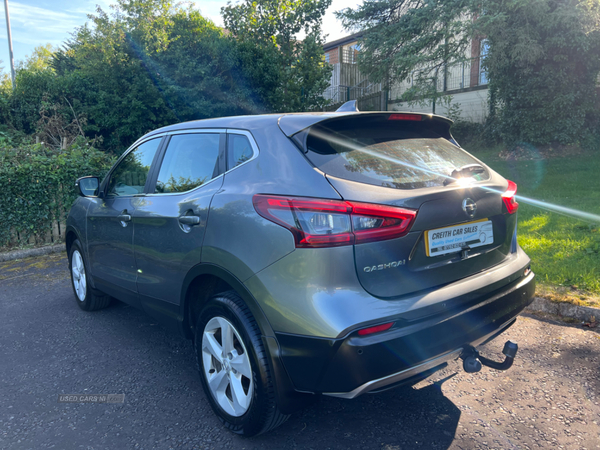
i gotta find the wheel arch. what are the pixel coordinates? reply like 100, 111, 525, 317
180, 263, 275, 340
65, 226, 81, 258
180, 263, 310, 414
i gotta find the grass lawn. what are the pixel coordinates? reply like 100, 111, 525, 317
467, 144, 600, 304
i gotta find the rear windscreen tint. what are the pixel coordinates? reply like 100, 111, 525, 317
302, 117, 488, 190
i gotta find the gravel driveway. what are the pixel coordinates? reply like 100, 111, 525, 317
1, 253, 598, 449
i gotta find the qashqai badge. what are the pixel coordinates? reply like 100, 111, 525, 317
462, 198, 477, 218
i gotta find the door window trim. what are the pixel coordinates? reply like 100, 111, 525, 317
101, 136, 167, 199
145, 129, 227, 197
100, 128, 260, 198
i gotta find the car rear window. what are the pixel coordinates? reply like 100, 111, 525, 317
301, 116, 488, 190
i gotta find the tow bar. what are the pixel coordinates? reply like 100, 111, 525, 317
461, 341, 519, 373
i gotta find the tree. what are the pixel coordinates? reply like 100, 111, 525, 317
49, 0, 263, 150
480, 0, 600, 145
17, 44, 56, 72
222, 0, 333, 112
7, 44, 58, 134
337, 0, 600, 146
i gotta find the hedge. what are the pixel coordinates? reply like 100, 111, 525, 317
0, 140, 116, 248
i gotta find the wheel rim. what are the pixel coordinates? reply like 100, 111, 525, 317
201, 316, 253, 417
71, 250, 87, 302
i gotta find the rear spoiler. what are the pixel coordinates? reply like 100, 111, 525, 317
277, 107, 457, 145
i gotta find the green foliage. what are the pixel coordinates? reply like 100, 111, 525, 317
339, 0, 600, 147
3, 0, 332, 152
468, 147, 600, 295
0, 140, 116, 247
481, 0, 600, 145
17, 44, 56, 72
337, 0, 476, 85
223, 0, 333, 111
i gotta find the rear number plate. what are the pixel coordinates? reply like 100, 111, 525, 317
426, 220, 493, 257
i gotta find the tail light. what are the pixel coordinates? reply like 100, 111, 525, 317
502, 180, 519, 214
253, 195, 417, 248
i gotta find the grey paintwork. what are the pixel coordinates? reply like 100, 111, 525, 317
67, 111, 531, 342
201, 121, 341, 283
244, 246, 531, 338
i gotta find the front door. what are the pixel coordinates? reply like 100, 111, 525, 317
86, 137, 162, 306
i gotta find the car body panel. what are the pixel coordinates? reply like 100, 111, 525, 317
86, 196, 140, 307
275, 269, 534, 394
133, 177, 224, 306
201, 122, 341, 282
244, 246, 531, 339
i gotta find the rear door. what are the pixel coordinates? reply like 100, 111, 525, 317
298, 114, 517, 298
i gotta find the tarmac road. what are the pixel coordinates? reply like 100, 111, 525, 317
1, 253, 599, 449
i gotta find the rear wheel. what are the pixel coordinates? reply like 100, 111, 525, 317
69, 239, 111, 311
195, 291, 289, 436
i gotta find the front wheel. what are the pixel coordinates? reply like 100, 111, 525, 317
195, 291, 289, 436
69, 239, 110, 311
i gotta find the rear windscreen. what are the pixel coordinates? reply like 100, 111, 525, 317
301, 116, 488, 190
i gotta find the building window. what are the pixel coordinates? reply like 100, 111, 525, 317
342, 42, 360, 64
479, 39, 489, 85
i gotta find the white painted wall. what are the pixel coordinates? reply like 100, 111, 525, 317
389, 88, 489, 123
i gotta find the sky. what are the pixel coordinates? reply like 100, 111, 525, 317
0, 0, 356, 73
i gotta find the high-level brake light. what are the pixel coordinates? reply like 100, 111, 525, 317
388, 113, 422, 121
253, 195, 417, 248
502, 180, 519, 214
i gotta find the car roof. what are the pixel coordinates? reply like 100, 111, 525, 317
141, 111, 452, 141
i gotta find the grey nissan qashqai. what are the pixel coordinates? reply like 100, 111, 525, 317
67, 102, 535, 436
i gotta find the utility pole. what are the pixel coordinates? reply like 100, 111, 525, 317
3, 0, 16, 90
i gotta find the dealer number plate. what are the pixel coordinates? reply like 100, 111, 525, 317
426, 219, 493, 257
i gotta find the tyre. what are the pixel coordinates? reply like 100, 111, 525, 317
69, 239, 111, 311
195, 291, 289, 436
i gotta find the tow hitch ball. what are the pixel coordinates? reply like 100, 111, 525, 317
461, 341, 518, 373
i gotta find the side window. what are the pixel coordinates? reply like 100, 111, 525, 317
155, 133, 220, 193
107, 138, 161, 197
228, 134, 254, 169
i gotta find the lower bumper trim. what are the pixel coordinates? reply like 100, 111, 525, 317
323, 348, 463, 399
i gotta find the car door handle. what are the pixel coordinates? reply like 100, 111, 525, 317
178, 215, 200, 226
117, 214, 131, 222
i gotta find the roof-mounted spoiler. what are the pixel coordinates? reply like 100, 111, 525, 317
335, 100, 359, 112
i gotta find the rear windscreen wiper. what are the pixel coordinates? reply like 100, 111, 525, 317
444, 164, 485, 186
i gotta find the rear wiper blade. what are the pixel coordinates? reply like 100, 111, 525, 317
444, 164, 485, 186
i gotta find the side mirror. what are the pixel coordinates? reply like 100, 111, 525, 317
75, 176, 100, 197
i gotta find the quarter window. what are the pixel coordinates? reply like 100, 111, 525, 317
155, 134, 220, 193
107, 138, 161, 197
228, 134, 254, 169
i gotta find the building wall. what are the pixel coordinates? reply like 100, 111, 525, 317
389, 88, 489, 122
325, 49, 339, 64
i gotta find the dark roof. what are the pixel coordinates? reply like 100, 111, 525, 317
323, 31, 363, 51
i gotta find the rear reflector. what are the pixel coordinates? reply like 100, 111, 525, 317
501, 180, 519, 214
388, 113, 422, 121
358, 322, 394, 336
253, 195, 417, 248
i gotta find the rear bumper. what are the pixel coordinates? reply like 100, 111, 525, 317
275, 270, 535, 396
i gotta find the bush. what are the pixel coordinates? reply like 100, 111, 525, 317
0, 139, 116, 247
450, 120, 485, 146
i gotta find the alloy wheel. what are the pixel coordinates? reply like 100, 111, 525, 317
71, 250, 87, 302
201, 316, 253, 417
